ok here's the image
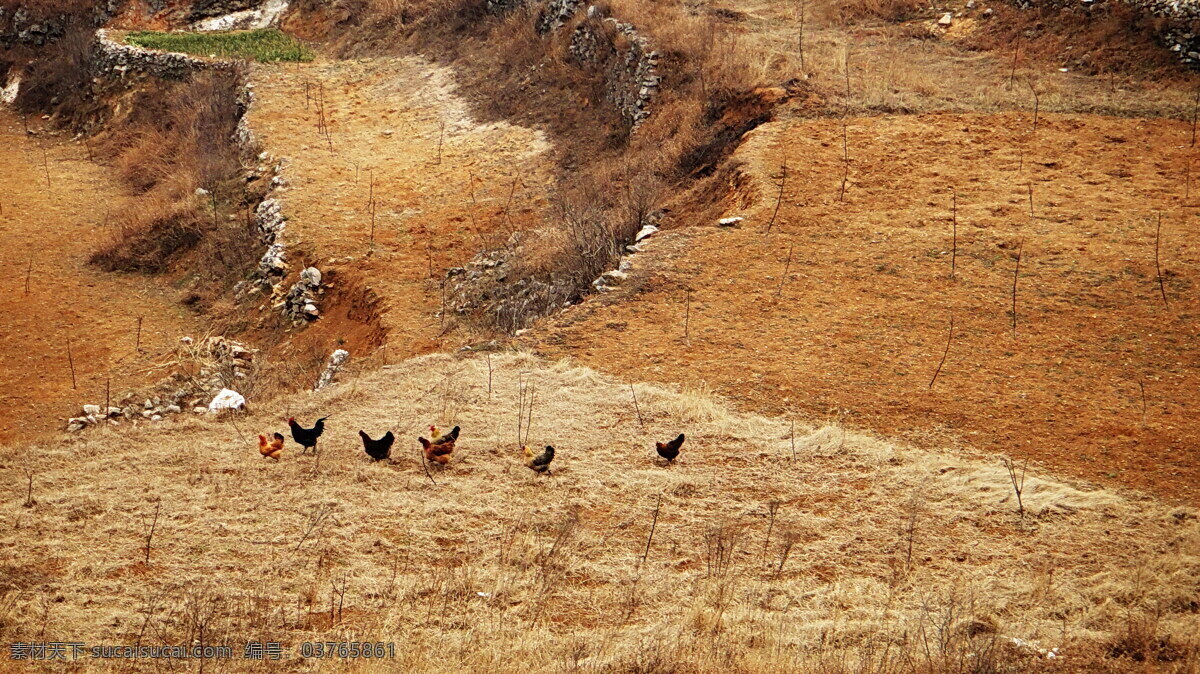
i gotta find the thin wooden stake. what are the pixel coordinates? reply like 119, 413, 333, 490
641, 495, 662, 565
1192, 88, 1199, 147
104, 377, 110, 421
486, 353, 493, 397
1138, 379, 1147, 426
66, 335, 77, 390
776, 242, 794, 297
790, 419, 796, 460
24, 258, 32, 296
439, 279, 447, 329
763, 159, 787, 238
1155, 214, 1169, 308
135, 317, 143, 353
1027, 181, 1034, 219
950, 188, 958, 279
40, 145, 51, 189
1028, 80, 1041, 134
928, 314, 954, 390
630, 383, 643, 427
436, 120, 445, 165
1008, 37, 1020, 90
683, 289, 692, 342
1012, 238, 1024, 336
763, 501, 781, 557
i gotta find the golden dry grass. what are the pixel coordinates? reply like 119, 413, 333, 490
0, 352, 1196, 671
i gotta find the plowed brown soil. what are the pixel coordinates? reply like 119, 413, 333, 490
247, 56, 554, 358
0, 114, 201, 443
525, 111, 1200, 504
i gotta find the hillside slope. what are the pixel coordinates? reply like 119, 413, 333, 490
0, 353, 1196, 670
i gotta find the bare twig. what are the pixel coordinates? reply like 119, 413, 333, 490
1008, 36, 1021, 90
140, 501, 161, 565
763, 159, 787, 238
22, 468, 34, 508
295, 504, 335, 550
1012, 238, 1024, 336
776, 242, 794, 298
630, 383, 643, 427
1027, 80, 1041, 134
1192, 88, 1199, 147
65, 335, 77, 390
135, 316, 143, 354
1138, 379, 1148, 426
24, 258, 32, 296
420, 445, 437, 486
790, 419, 796, 460
763, 501, 781, 557
928, 314, 954, 390
436, 120, 445, 165
1001, 457, 1028, 518
1154, 214, 1169, 308
684, 289, 692, 342
640, 495, 662, 566
950, 188, 958, 279
40, 144, 51, 189
486, 353, 494, 397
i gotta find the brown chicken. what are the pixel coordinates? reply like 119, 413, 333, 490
419, 425, 459, 465
258, 432, 284, 460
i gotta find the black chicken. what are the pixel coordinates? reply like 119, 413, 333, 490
656, 433, 685, 463
288, 416, 327, 455
359, 430, 395, 461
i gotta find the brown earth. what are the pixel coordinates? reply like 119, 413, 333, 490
0, 113, 203, 443
246, 56, 554, 360
524, 110, 1200, 505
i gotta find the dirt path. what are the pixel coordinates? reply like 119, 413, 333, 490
0, 113, 201, 443
247, 56, 554, 357
525, 111, 1200, 504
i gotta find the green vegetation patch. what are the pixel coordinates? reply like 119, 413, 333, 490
124, 29, 314, 63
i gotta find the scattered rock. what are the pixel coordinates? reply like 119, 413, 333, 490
208, 389, 246, 413
313, 349, 350, 391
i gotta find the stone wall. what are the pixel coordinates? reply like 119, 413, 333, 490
486, 0, 661, 128
1013, 0, 1200, 67
568, 13, 659, 127
93, 29, 238, 79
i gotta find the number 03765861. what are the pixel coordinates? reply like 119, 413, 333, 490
299, 642, 396, 659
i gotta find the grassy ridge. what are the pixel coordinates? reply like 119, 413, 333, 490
124, 29, 314, 63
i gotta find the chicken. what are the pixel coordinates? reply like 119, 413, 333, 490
524, 445, 555, 475
257, 432, 284, 460
288, 416, 327, 455
418, 425, 459, 465
429, 425, 460, 447
656, 433, 685, 463
419, 436, 454, 464
359, 430, 395, 461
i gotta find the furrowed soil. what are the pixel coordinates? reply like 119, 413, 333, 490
247, 56, 554, 358
0, 113, 201, 443
524, 110, 1200, 505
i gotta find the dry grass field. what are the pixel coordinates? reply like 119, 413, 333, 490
0, 353, 1197, 671
3, 0, 1200, 671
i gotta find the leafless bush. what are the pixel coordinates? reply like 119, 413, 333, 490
703, 521, 742, 579
10, 21, 96, 124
